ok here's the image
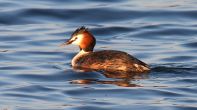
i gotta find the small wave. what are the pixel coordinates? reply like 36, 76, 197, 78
182, 42, 197, 48
151, 63, 197, 75
1, 7, 197, 25
161, 56, 196, 62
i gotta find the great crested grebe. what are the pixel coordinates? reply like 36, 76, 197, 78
61, 26, 150, 73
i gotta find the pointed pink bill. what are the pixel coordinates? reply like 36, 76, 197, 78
59, 39, 73, 47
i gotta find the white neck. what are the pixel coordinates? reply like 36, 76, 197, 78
71, 50, 91, 66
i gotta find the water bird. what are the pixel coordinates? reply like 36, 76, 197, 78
61, 26, 150, 73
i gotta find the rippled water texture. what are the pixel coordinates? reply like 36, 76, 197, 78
0, 0, 197, 110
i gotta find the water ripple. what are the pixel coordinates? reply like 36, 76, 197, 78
0, 0, 197, 110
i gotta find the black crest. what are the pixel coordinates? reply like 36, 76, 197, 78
72, 26, 88, 36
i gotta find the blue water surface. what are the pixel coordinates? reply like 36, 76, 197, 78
0, 0, 197, 110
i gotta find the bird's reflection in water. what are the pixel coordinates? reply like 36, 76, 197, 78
69, 67, 149, 87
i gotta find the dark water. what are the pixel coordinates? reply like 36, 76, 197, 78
0, 0, 197, 110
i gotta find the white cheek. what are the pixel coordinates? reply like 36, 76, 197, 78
72, 34, 84, 45
72, 39, 80, 45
